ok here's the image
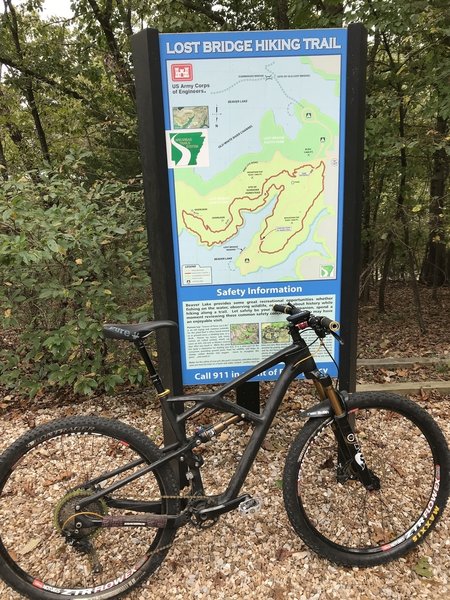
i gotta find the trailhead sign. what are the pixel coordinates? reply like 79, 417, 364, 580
131, 26, 367, 390
159, 30, 349, 385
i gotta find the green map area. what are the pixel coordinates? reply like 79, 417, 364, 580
175, 101, 337, 275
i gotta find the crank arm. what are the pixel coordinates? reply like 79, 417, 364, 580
196, 494, 251, 520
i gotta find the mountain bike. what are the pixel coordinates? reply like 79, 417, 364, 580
0, 303, 448, 599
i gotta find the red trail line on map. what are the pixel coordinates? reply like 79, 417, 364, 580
258, 161, 325, 254
181, 161, 325, 248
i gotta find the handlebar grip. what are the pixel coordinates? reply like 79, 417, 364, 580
319, 316, 340, 332
273, 304, 294, 315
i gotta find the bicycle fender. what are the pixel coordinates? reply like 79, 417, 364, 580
299, 400, 331, 418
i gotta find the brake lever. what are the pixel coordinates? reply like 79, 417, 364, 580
330, 330, 344, 346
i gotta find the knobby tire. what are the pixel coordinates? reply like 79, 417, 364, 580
0, 416, 180, 600
283, 391, 449, 566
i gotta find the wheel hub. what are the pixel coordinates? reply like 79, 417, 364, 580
54, 489, 107, 538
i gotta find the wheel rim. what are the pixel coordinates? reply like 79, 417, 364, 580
296, 407, 441, 554
0, 427, 169, 596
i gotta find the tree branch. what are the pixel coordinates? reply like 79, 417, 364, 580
0, 136, 8, 181
86, 0, 135, 100
176, 0, 227, 26
115, 0, 133, 39
0, 55, 86, 101
271, 0, 290, 29
4, 0, 51, 163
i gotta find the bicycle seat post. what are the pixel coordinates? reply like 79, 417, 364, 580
133, 339, 169, 399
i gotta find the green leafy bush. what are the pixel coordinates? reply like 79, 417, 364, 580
0, 156, 151, 396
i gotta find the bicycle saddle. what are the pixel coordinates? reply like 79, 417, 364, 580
103, 321, 178, 341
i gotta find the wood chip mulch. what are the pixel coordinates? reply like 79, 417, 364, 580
0, 385, 448, 600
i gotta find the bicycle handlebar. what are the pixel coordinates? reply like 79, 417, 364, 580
272, 303, 341, 336
315, 316, 340, 332
273, 303, 295, 314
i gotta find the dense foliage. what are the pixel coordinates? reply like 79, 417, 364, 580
0, 153, 150, 395
0, 0, 448, 395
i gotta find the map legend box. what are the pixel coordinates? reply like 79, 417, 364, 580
182, 264, 212, 285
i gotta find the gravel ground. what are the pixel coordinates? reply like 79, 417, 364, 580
0, 386, 448, 600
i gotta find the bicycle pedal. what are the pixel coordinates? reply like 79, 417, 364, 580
238, 497, 262, 517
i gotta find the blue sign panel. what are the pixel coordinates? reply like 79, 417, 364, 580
158, 29, 348, 384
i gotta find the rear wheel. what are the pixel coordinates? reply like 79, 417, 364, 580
283, 392, 449, 566
0, 416, 180, 599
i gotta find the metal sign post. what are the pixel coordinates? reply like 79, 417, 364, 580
339, 23, 367, 392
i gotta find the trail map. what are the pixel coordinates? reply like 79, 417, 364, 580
165, 55, 341, 286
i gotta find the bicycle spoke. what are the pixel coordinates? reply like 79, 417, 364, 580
288, 399, 443, 555
0, 419, 179, 596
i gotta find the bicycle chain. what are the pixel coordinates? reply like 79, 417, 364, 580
86, 493, 221, 567
55, 493, 256, 575
161, 494, 210, 501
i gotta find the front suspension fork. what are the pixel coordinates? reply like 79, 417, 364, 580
311, 371, 380, 491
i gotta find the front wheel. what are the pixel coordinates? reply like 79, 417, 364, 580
283, 392, 449, 566
0, 416, 180, 599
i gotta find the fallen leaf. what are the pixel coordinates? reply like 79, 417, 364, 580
9, 550, 18, 562
23, 481, 35, 496
262, 439, 275, 451
26, 415, 36, 428
20, 538, 40, 555
273, 583, 287, 598
320, 457, 334, 470
43, 470, 73, 486
371, 526, 388, 544
413, 556, 433, 578
420, 388, 429, 400
275, 547, 292, 561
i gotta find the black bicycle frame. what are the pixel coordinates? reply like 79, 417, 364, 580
77, 327, 377, 516
77, 335, 323, 511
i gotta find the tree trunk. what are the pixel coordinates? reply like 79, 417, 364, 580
396, 98, 424, 331
378, 95, 424, 329
377, 33, 424, 329
86, 0, 136, 101
0, 136, 8, 180
360, 33, 381, 303
318, 0, 344, 26
25, 82, 51, 164
420, 115, 449, 294
4, 0, 51, 164
271, 0, 290, 29
115, 0, 133, 39
360, 159, 372, 303
378, 234, 394, 313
